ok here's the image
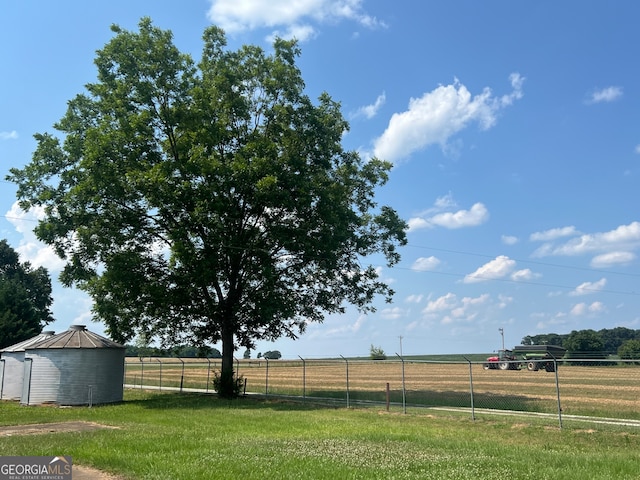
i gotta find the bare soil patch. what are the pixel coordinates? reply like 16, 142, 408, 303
0, 420, 119, 437
0, 421, 125, 479
72, 465, 125, 480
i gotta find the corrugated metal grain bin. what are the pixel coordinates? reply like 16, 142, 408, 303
21, 325, 125, 406
0, 331, 55, 400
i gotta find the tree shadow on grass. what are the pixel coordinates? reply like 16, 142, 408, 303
408, 390, 556, 413
123, 389, 343, 412
299, 388, 556, 414
122, 387, 556, 415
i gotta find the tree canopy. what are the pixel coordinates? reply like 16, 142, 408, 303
262, 350, 282, 360
563, 329, 605, 354
521, 333, 566, 347
8, 19, 407, 396
618, 339, 640, 361
522, 328, 640, 356
0, 240, 54, 348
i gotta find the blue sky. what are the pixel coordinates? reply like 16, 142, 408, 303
1, 1, 639, 358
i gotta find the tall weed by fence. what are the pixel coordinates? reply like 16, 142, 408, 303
124, 357, 640, 426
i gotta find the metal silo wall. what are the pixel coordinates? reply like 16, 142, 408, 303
23, 348, 125, 406
21, 352, 61, 405
0, 352, 26, 400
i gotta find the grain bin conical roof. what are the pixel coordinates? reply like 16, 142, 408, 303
28, 325, 124, 349
1, 330, 56, 353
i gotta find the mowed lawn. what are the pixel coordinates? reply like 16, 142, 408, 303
1, 390, 639, 479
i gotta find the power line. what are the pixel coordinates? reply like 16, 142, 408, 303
1, 211, 638, 296
1, 215, 38, 223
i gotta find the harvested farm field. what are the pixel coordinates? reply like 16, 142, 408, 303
124, 358, 640, 420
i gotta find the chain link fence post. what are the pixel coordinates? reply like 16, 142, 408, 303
154, 358, 162, 391
298, 356, 306, 401
463, 356, 475, 421
178, 358, 185, 392
140, 358, 145, 390
396, 353, 406, 414
206, 357, 212, 393
340, 355, 350, 408
549, 352, 563, 429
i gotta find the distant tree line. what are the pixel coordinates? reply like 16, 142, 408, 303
125, 345, 284, 360
521, 327, 640, 360
125, 344, 222, 358
258, 351, 282, 360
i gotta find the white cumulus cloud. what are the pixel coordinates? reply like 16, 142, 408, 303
586, 86, 623, 104
405, 294, 424, 304
422, 292, 457, 314
463, 255, 515, 283
450, 294, 489, 320
499, 72, 525, 106
409, 200, 489, 231
591, 251, 636, 268
539, 222, 640, 256
5, 202, 66, 272
429, 203, 489, 229
380, 307, 407, 320
501, 235, 518, 245
352, 92, 386, 119
268, 24, 317, 42
422, 292, 491, 326
570, 301, 605, 316
532, 222, 640, 268
510, 268, 540, 282
569, 278, 607, 296
373, 73, 524, 163
407, 217, 430, 231
207, 0, 384, 40
530, 226, 580, 242
411, 256, 441, 272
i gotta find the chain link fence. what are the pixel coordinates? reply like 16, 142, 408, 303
124, 356, 640, 427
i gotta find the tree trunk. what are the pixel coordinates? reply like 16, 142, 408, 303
218, 322, 236, 398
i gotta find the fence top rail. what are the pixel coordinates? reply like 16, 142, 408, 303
126, 357, 222, 364
124, 356, 639, 366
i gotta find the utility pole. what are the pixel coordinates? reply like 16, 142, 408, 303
498, 328, 505, 351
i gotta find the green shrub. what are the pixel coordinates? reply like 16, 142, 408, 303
212, 371, 245, 398
370, 344, 386, 360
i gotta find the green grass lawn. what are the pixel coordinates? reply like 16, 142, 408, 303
1, 390, 639, 479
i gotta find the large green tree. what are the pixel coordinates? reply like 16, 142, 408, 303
618, 339, 640, 362
8, 19, 407, 397
0, 240, 54, 348
598, 327, 637, 354
563, 329, 607, 365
